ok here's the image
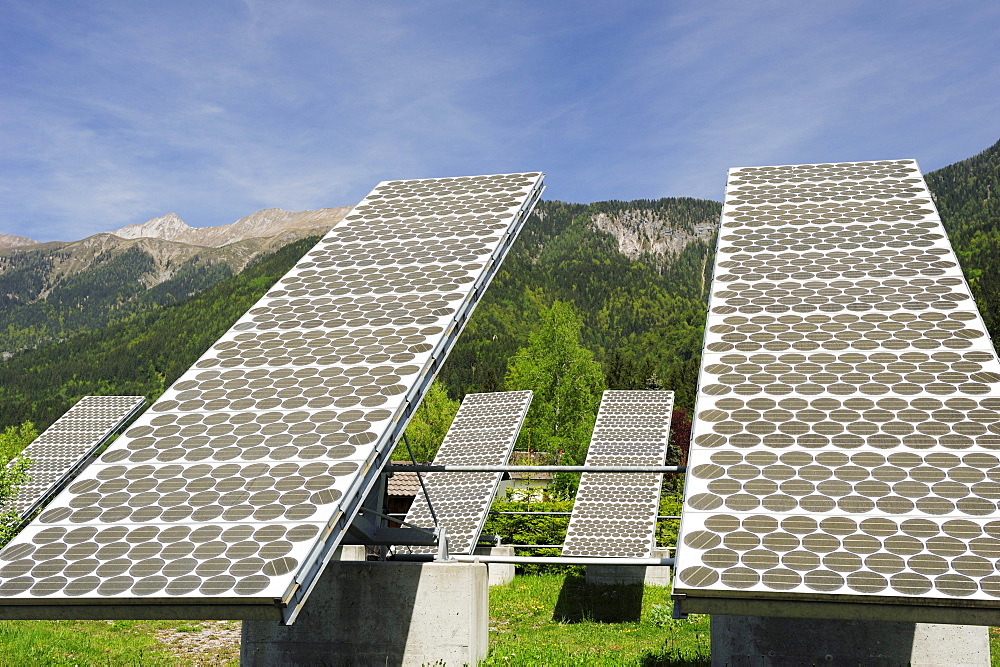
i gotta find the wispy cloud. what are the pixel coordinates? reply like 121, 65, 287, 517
0, 1, 997, 241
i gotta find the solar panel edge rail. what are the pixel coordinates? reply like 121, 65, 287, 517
399, 389, 533, 555
0, 172, 544, 624
563, 390, 674, 558
672, 159, 1000, 624
6, 396, 147, 524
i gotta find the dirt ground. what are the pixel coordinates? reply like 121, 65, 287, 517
154, 620, 241, 666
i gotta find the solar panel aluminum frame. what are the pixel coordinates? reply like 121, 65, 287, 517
399, 390, 533, 555
0, 174, 544, 625
283, 177, 544, 624
10, 396, 146, 527
673, 160, 1000, 625
562, 390, 675, 558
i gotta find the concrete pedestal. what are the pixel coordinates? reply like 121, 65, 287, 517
473, 546, 515, 586
585, 548, 672, 586
710, 615, 990, 667
241, 559, 488, 666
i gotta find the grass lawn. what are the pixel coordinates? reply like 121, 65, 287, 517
0, 575, 995, 666
0, 618, 239, 665
485, 573, 710, 666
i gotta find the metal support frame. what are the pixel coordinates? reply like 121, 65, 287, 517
488, 511, 682, 520
401, 433, 439, 528
359, 508, 436, 536
393, 554, 675, 566
341, 508, 438, 547
386, 465, 686, 473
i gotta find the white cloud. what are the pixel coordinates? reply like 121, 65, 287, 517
0, 1, 997, 240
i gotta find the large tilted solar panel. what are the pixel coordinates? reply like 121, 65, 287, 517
673, 160, 1000, 622
0, 173, 543, 622
563, 390, 674, 558
400, 390, 532, 555
7, 396, 146, 520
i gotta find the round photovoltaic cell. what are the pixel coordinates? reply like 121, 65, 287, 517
401, 391, 532, 555
676, 160, 1000, 609
0, 173, 544, 606
563, 391, 675, 558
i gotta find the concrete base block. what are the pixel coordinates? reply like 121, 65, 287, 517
334, 544, 367, 561
585, 548, 672, 586
710, 615, 990, 667
241, 560, 488, 667
474, 546, 515, 586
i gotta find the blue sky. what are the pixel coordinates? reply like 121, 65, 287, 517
1, 1, 998, 242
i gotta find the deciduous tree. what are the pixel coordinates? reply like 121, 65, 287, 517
0, 422, 35, 547
505, 301, 606, 462
393, 380, 460, 462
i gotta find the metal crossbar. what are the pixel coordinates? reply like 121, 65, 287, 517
488, 512, 682, 520
386, 465, 686, 473
394, 554, 675, 566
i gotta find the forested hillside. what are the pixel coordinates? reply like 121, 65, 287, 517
0, 207, 347, 357
0, 246, 234, 356
0, 198, 719, 433
1, 139, 998, 457
0, 237, 321, 429
926, 139, 1000, 344
438, 199, 718, 408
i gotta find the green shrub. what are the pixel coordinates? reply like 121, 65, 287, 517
657, 482, 683, 551
0, 422, 35, 547
483, 497, 575, 574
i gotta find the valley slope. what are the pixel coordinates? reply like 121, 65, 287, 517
0, 207, 350, 356
1, 140, 997, 435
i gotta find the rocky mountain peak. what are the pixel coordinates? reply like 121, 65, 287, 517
0, 233, 40, 249
111, 213, 192, 243
106, 207, 351, 248
588, 204, 719, 265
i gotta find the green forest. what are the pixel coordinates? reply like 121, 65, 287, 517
0, 246, 236, 355
0, 198, 719, 441
0, 238, 318, 429
926, 139, 1000, 339
0, 139, 998, 465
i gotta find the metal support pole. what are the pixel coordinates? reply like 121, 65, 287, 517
401, 433, 439, 528
435, 525, 455, 563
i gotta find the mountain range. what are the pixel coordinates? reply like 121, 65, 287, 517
0, 206, 354, 249
0, 207, 350, 356
0, 138, 997, 432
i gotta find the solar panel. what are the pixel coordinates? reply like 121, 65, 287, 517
0, 173, 543, 623
6, 396, 146, 521
673, 160, 1000, 621
399, 390, 532, 555
563, 390, 674, 558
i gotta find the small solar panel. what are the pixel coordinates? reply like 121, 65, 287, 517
674, 160, 1000, 620
563, 390, 674, 558
0, 173, 543, 622
5, 396, 145, 521
400, 390, 532, 554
